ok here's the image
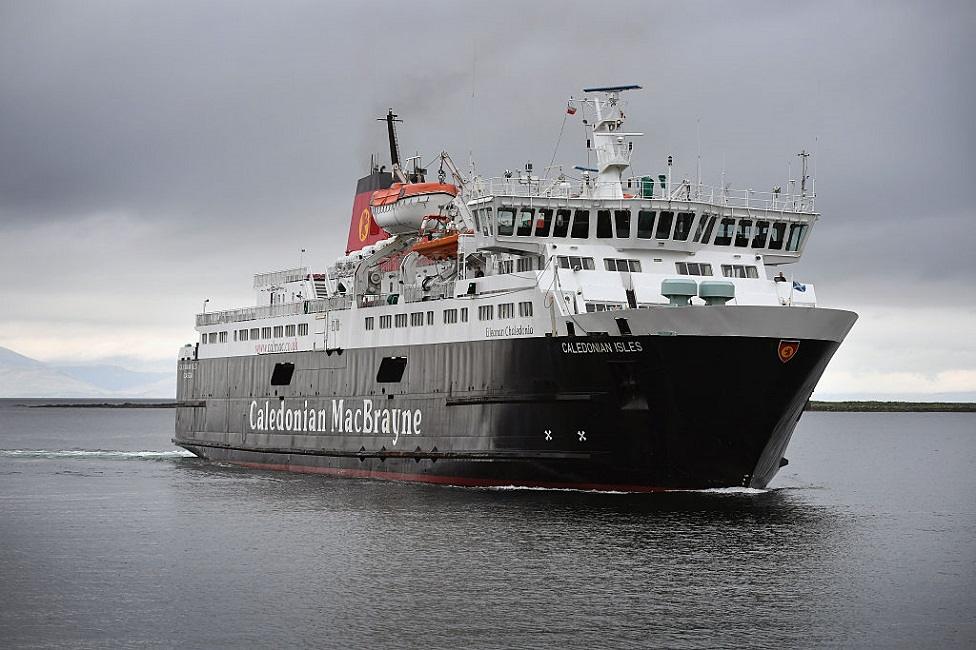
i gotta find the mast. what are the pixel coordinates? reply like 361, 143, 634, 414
379, 109, 407, 183
580, 85, 643, 199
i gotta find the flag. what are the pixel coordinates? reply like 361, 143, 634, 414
792, 281, 807, 292
566, 103, 577, 115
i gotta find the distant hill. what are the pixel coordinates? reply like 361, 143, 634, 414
0, 346, 174, 398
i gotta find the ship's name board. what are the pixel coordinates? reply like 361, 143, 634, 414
485, 324, 534, 338
248, 399, 421, 446
561, 340, 644, 354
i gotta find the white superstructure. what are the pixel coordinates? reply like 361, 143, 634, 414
183, 85, 821, 362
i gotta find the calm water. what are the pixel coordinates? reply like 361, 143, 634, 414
0, 403, 973, 649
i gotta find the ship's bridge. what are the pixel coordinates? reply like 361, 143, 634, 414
465, 177, 816, 266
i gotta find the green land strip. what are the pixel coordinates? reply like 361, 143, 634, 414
807, 401, 975, 413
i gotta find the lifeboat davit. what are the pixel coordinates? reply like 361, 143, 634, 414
369, 182, 458, 234
412, 232, 459, 260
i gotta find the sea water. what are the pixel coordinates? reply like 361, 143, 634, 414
0, 401, 973, 648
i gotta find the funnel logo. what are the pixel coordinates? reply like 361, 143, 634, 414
777, 340, 800, 363
358, 208, 372, 242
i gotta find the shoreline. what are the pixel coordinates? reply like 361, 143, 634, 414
807, 401, 975, 413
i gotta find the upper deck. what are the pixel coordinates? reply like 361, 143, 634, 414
464, 176, 815, 266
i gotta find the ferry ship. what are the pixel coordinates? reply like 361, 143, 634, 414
175, 85, 856, 490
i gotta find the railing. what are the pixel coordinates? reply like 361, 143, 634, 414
466, 175, 815, 213
195, 295, 352, 327
253, 266, 309, 289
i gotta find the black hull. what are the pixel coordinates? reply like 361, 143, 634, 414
175, 313, 852, 490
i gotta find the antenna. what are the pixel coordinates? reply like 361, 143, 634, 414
798, 150, 810, 198
696, 118, 702, 198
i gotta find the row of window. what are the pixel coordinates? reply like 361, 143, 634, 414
675, 262, 713, 276
721, 264, 760, 279
476, 206, 808, 252
201, 322, 308, 345
365, 301, 536, 331
673, 262, 759, 278
585, 302, 624, 313
604, 258, 642, 273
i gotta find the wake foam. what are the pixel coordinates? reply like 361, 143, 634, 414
685, 486, 770, 495
0, 449, 195, 460
480, 485, 630, 494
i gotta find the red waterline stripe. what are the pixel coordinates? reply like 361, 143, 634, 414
228, 459, 669, 493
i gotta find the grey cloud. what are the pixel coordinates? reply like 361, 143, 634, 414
0, 0, 974, 371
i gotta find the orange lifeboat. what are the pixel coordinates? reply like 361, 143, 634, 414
369, 182, 458, 234
411, 232, 459, 260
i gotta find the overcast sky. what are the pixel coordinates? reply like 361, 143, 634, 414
1, 0, 974, 398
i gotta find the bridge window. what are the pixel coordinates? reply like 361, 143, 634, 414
605, 258, 642, 272
250, 328, 259, 340
426, 311, 434, 325
395, 314, 407, 328
218, 331, 228, 343
517, 208, 534, 236
557, 255, 595, 270
714, 218, 736, 246
535, 209, 553, 237
655, 211, 673, 239
478, 305, 494, 321
261, 327, 272, 339
786, 224, 808, 251
693, 214, 710, 242
273, 326, 284, 338
365, 317, 375, 331
752, 221, 770, 248
460, 307, 468, 323
516, 256, 539, 272
552, 209, 571, 237
721, 264, 759, 279
735, 220, 753, 247
481, 207, 492, 236
298, 323, 308, 336
380, 315, 392, 329
597, 210, 613, 238
673, 212, 695, 241
700, 215, 718, 243
518, 301, 533, 317
284, 324, 294, 337
498, 260, 513, 274
637, 210, 655, 239
768, 222, 787, 250
498, 303, 515, 319
497, 208, 515, 236
675, 262, 713, 276
615, 210, 631, 238
238, 329, 249, 341
443, 308, 458, 324
410, 312, 424, 327
571, 210, 590, 238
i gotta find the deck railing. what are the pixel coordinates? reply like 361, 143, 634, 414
195, 295, 352, 327
467, 176, 815, 213
253, 267, 309, 289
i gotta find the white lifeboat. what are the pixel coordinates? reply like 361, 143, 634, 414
369, 182, 458, 234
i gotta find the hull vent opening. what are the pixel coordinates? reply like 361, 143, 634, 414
377, 356, 407, 383
270, 363, 295, 386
